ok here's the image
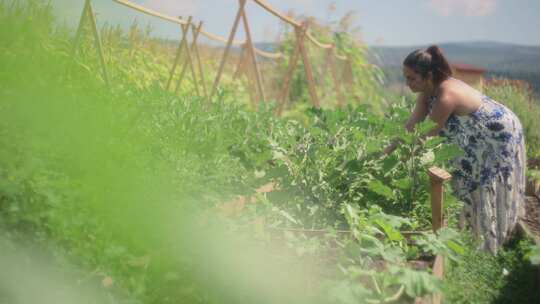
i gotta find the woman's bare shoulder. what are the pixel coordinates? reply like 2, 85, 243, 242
438, 78, 470, 101
439, 78, 483, 113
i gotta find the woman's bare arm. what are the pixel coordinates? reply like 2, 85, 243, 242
405, 93, 429, 131
426, 92, 455, 137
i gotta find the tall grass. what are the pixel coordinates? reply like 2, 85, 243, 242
484, 81, 540, 158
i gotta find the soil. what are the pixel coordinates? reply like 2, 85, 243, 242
523, 196, 540, 241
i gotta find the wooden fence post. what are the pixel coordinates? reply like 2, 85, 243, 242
209, 0, 246, 102
428, 166, 451, 304
297, 23, 320, 108
240, 1, 266, 104
166, 16, 191, 91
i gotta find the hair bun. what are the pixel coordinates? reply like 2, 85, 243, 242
426, 45, 443, 60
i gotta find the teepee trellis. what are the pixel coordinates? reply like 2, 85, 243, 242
173, 17, 201, 96
209, 0, 266, 104
241, 3, 266, 104
165, 16, 193, 91
328, 47, 345, 107
191, 22, 208, 99
71, 0, 110, 87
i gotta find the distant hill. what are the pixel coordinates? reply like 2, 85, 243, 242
368, 41, 540, 95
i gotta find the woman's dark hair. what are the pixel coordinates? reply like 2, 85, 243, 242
403, 45, 452, 85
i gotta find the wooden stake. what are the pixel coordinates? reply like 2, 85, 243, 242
86, 0, 110, 87
276, 30, 302, 115
209, 0, 246, 101
166, 16, 192, 91
241, 2, 266, 104
297, 23, 320, 108
428, 166, 450, 304
191, 22, 208, 99
428, 166, 451, 232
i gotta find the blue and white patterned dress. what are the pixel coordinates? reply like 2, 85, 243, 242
428, 88, 526, 253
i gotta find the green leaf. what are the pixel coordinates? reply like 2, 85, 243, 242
425, 136, 446, 148
374, 218, 404, 242
434, 144, 464, 163
527, 245, 540, 265
416, 120, 438, 135
391, 267, 442, 297
367, 180, 396, 200
392, 178, 412, 190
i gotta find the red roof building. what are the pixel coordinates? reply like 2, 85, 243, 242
450, 62, 486, 89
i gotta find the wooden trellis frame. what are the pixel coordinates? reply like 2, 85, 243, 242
71, 0, 110, 87
165, 16, 193, 91
191, 22, 208, 99
107, 0, 361, 109
275, 22, 321, 115
173, 17, 202, 96
210, 0, 267, 104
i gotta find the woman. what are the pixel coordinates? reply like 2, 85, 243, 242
385, 45, 526, 253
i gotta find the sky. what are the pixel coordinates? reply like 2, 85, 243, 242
50, 0, 540, 46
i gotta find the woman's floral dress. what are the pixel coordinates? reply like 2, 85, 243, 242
428, 89, 526, 253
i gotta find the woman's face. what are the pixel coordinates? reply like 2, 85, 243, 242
403, 66, 430, 93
